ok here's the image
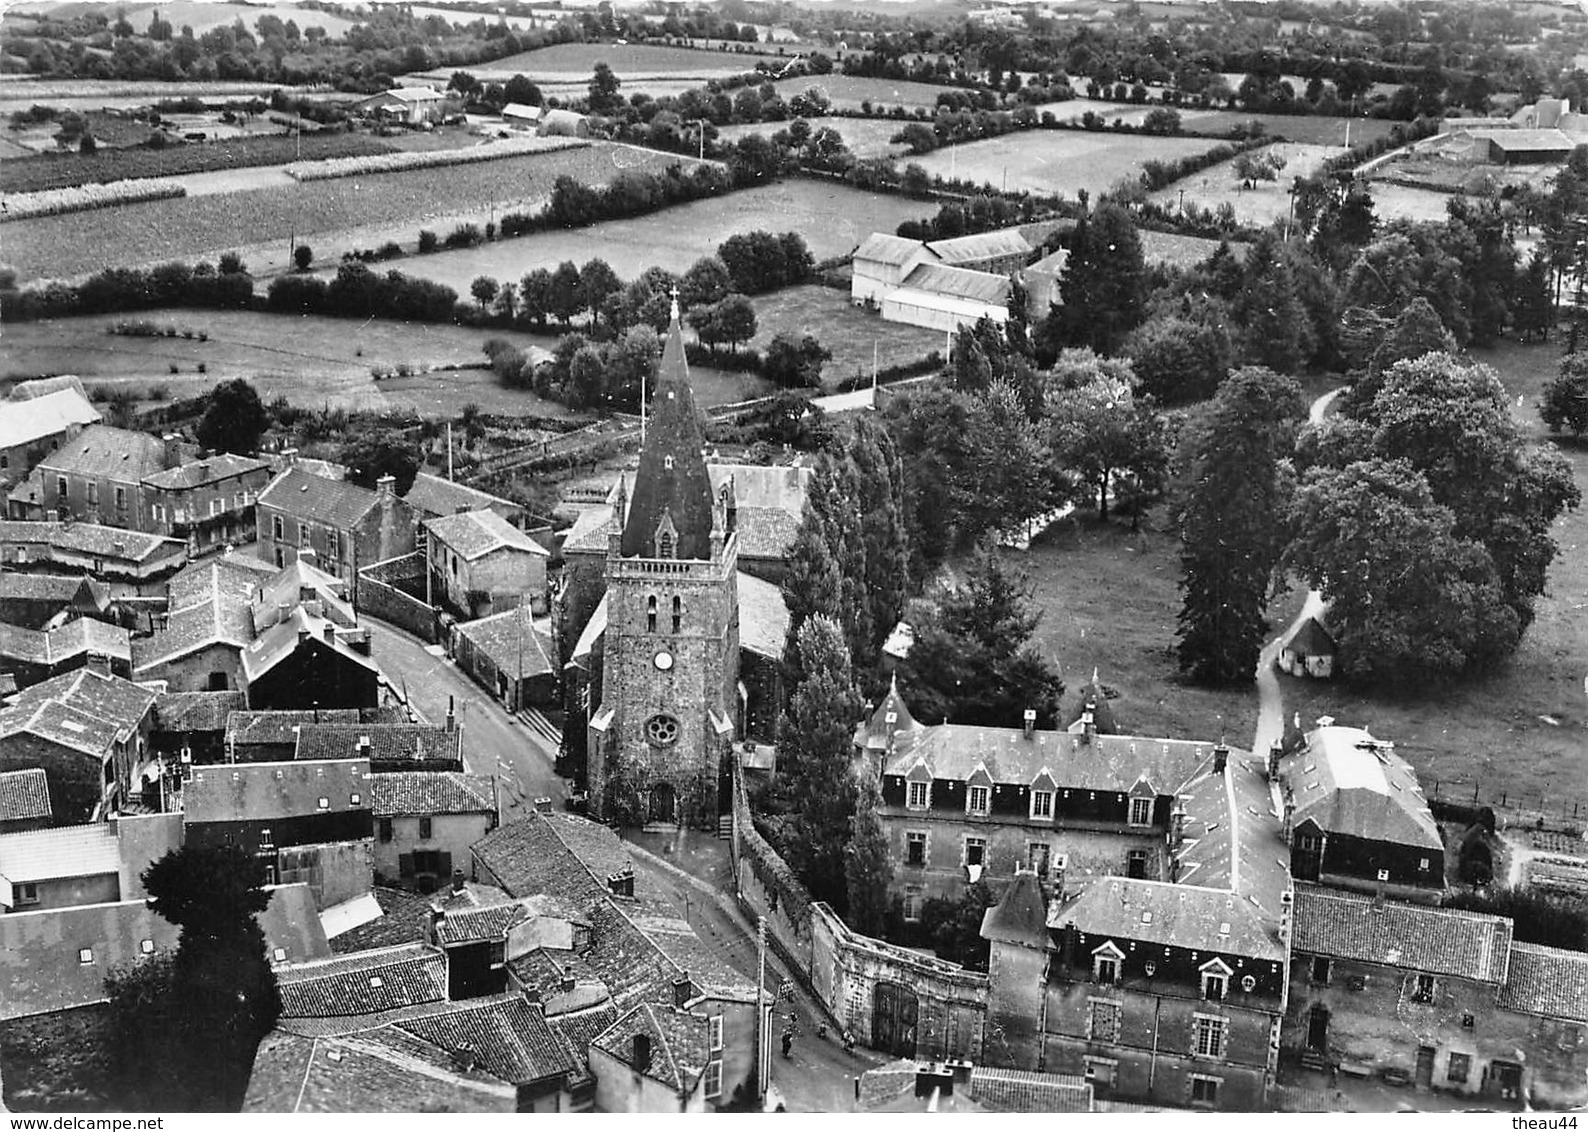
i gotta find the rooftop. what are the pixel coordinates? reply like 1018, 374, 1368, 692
1285, 726, 1441, 852
0, 821, 119, 884
38, 424, 167, 483
0, 668, 156, 760
257, 467, 381, 531
926, 227, 1033, 265
0, 384, 100, 451
425, 508, 546, 561
452, 610, 555, 679
0, 616, 131, 668
184, 758, 371, 824
1292, 884, 1512, 983
368, 772, 496, 817
153, 689, 248, 733
0, 520, 185, 566
239, 607, 380, 685
226, 708, 362, 748
855, 232, 931, 268
403, 472, 521, 521
0, 768, 51, 823
0, 572, 108, 611
1497, 941, 1588, 1023
294, 722, 461, 767
899, 262, 1012, 305
277, 943, 447, 1019
142, 452, 271, 491
590, 1004, 710, 1095
132, 566, 255, 671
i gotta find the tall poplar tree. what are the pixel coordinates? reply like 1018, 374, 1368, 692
845, 772, 893, 937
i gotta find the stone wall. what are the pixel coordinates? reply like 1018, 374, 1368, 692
730, 762, 813, 975
356, 552, 438, 644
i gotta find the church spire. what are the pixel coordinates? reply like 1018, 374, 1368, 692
621, 292, 715, 560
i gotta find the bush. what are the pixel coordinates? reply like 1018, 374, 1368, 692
444, 223, 484, 249
417, 229, 438, 254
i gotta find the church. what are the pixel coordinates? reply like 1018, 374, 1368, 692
561, 299, 799, 829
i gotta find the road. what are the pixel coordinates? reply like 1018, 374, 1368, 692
363, 616, 567, 820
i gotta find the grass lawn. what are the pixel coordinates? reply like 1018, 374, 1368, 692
1365, 181, 1463, 224
714, 117, 907, 159
771, 75, 974, 112
746, 285, 941, 384
369, 180, 937, 290
1155, 142, 1335, 227
906, 131, 1225, 198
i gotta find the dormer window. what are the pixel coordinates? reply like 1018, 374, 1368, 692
1092, 942, 1123, 985
907, 780, 930, 810
663, 455, 674, 470
967, 785, 990, 815
1031, 789, 1053, 819
1200, 958, 1232, 1002
1129, 797, 1153, 826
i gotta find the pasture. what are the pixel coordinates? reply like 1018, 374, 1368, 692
418, 41, 777, 83
1177, 111, 1397, 146
0, 142, 691, 283
771, 75, 975, 112
0, 80, 283, 114
1155, 142, 1335, 226
358, 180, 937, 290
1365, 182, 1459, 224
117, 1, 360, 38
713, 117, 906, 159
905, 131, 1225, 198
746, 285, 941, 384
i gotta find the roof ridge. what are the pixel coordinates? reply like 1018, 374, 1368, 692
293, 1036, 319, 1113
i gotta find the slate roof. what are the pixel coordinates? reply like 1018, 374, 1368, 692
453, 610, 556, 678
591, 1004, 711, 1095
1285, 726, 1441, 851
141, 452, 270, 491
154, 689, 247, 733
404, 473, 521, 522
0, 884, 328, 1022
226, 708, 361, 749
258, 467, 380, 530
970, 1067, 1092, 1113
1477, 127, 1576, 151
0, 572, 108, 609
854, 232, 931, 268
184, 758, 371, 824
38, 424, 167, 483
883, 725, 1214, 794
0, 767, 51, 823
1497, 942, 1588, 1023
369, 772, 496, 818
899, 262, 1012, 305
0, 821, 119, 883
252, 556, 355, 631
425, 509, 545, 561
926, 228, 1033, 265
243, 1028, 516, 1113
736, 572, 789, 661
981, 869, 1049, 948
276, 943, 448, 1018
1292, 884, 1512, 983
1052, 875, 1287, 962
0, 668, 156, 759
0, 384, 100, 450
240, 607, 380, 685
858, 673, 924, 754
0, 520, 184, 565
1284, 616, 1335, 657
294, 723, 462, 766
0, 617, 130, 666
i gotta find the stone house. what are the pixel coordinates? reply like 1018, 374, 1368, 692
255, 467, 416, 602
0, 377, 100, 492
588, 1004, 728, 1112
293, 719, 463, 773
0, 618, 131, 689
450, 609, 558, 712
424, 507, 548, 619
141, 452, 272, 554
240, 607, 382, 712
369, 771, 498, 891
0, 573, 111, 631
0, 520, 187, 595
0, 768, 52, 833
37, 425, 172, 531
404, 472, 525, 528
0, 812, 181, 913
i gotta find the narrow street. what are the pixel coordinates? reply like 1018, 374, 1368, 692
363, 616, 567, 820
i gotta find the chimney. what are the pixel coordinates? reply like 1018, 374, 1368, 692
298, 627, 310, 645
299, 546, 317, 567
1281, 789, 1295, 845
376, 474, 396, 501
162, 433, 182, 470
323, 622, 335, 644
452, 1043, 478, 1073
84, 652, 111, 677
111, 540, 125, 556
450, 868, 465, 895
632, 1034, 652, 1074
446, 697, 456, 733
560, 975, 577, 994
672, 974, 694, 1008
1081, 705, 1096, 744
1022, 708, 1036, 740
1170, 800, 1187, 850
1213, 743, 1229, 774
281, 447, 298, 467
1267, 740, 1283, 782
608, 869, 634, 898
1051, 856, 1066, 900
357, 735, 371, 755
1373, 870, 1388, 907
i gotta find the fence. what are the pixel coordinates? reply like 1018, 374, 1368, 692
356, 551, 439, 644
1427, 777, 1587, 834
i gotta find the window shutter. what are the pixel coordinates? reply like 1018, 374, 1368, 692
399, 852, 415, 877
438, 850, 453, 877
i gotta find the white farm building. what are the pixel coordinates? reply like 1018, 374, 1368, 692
880, 263, 1011, 332
851, 229, 1024, 332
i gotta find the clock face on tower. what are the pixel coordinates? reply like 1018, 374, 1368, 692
654, 651, 674, 671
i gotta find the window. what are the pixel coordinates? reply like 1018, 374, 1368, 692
56, 475, 68, 498
1130, 797, 1153, 826
708, 1015, 723, 1052
378, 818, 393, 843
1194, 1016, 1226, 1059
1412, 974, 1435, 1003
274, 548, 285, 567
209, 497, 222, 517
1031, 789, 1053, 819
15, 882, 39, 906
645, 714, 680, 747
152, 503, 164, 523
1311, 957, 1331, 985
1461, 1013, 1475, 1030
903, 886, 923, 922
905, 831, 926, 867
1419, 857, 1431, 871
77, 947, 95, 965
967, 785, 990, 815
259, 827, 274, 849
647, 595, 657, 633
317, 796, 329, 810
1447, 1053, 1471, 1084
672, 595, 682, 633
272, 515, 283, 540
418, 817, 433, 840
658, 529, 676, 559
114, 485, 126, 510
704, 1059, 722, 1100
86, 481, 98, 505
1202, 971, 1228, 1002
1028, 842, 1051, 878
907, 781, 929, 810
1088, 999, 1121, 1043
299, 523, 310, 547
964, 837, 986, 868
350, 793, 361, 806
1191, 1076, 1220, 1106
1127, 849, 1149, 879
1095, 955, 1119, 986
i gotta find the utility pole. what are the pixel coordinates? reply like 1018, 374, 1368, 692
446, 422, 454, 481
757, 915, 769, 1107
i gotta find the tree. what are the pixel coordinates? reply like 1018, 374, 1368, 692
762, 332, 829, 387
588, 61, 622, 114
1175, 367, 1304, 685
780, 469, 844, 678
1053, 204, 1145, 355
503, 74, 541, 107
1542, 352, 1588, 437
547, 260, 582, 326
217, 251, 247, 276
1141, 107, 1181, 135
1513, 249, 1554, 343
1121, 310, 1232, 405
848, 415, 910, 659
1350, 297, 1457, 410
343, 429, 420, 494
519, 268, 553, 328
680, 256, 732, 308
1043, 350, 1163, 522
713, 293, 757, 351
967, 379, 1054, 534
918, 881, 995, 970
197, 378, 268, 454
577, 257, 621, 327
292, 243, 313, 272
774, 615, 864, 910
470, 274, 499, 313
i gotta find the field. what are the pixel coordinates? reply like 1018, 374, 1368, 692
1, 142, 692, 283
1363, 181, 1458, 224
0, 80, 283, 114
1176, 112, 1397, 146
1274, 337, 1588, 814
0, 308, 762, 415
746, 285, 941, 384
357, 179, 937, 290
770, 75, 974, 112
1138, 230, 1244, 269
906, 131, 1225, 198
1155, 142, 1335, 226
418, 41, 777, 82
116, 1, 360, 37
713, 117, 906, 159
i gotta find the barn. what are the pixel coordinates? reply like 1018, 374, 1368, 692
880, 262, 1011, 333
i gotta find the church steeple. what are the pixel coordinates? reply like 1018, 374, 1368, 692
621, 290, 716, 560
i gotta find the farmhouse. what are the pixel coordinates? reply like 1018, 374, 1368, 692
424, 508, 549, 620
1475, 128, 1577, 164
355, 86, 449, 125
0, 377, 100, 493
256, 467, 417, 601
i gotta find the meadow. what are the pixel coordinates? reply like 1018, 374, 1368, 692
0, 79, 283, 114
417, 41, 777, 83
1156, 142, 1336, 227
1178, 111, 1397, 146
770, 75, 975, 112
746, 285, 941, 383
906, 131, 1225, 198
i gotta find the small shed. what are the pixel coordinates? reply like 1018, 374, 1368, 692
502, 103, 543, 129
539, 109, 589, 138
1280, 616, 1336, 679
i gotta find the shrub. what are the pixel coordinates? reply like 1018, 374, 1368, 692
418, 229, 438, 254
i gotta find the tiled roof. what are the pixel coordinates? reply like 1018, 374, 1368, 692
854, 232, 930, 268
295, 723, 462, 767
0, 821, 119, 883
0, 616, 130, 666
0, 572, 107, 609
548, 1001, 619, 1075
252, 557, 355, 632
970, 1067, 1092, 1113
591, 1004, 710, 1095
433, 902, 527, 946
884, 724, 1212, 794
1292, 884, 1512, 983
38, 424, 167, 483
0, 668, 156, 759
154, 689, 247, 733
1285, 726, 1441, 851
0, 385, 100, 450
926, 227, 1032, 265
1497, 942, 1588, 1023
369, 772, 496, 817
0, 768, 51, 823
132, 565, 255, 670
142, 452, 271, 491
736, 572, 788, 660
1052, 875, 1287, 962
396, 994, 578, 1086
258, 468, 380, 531
473, 813, 633, 903
425, 508, 546, 561
277, 943, 448, 1018
0, 520, 184, 565
899, 262, 1012, 305
329, 886, 433, 954
240, 607, 380, 684
226, 708, 361, 748
0, 884, 328, 1022
243, 1029, 516, 1113
184, 758, 371, 824
981, 869, 1048, 948
452, 611, 555, 678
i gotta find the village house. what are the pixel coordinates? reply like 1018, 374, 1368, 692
181, 758, 374, 909
0, 573, 112, 630
404, 472, 526, 528
149, 688, 247, 765
224, 708, 364, 763
293, 717, 463, 773
0, 768, 52, 834
450, 609, 558, 712
369, 772, 497, 891
0, 811, 181, 913
0, 668, 157, 822
141, 452, 273, 554
0, 377, 100, 492
36, 425, 173, 531
1, 618, 131, 688
256, 468, 417, 602
0, 520, 187, 594
240, 607, 383, 712
353, 86, 450, 125
424, 507, 549, 619
131, 559, 260, 693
